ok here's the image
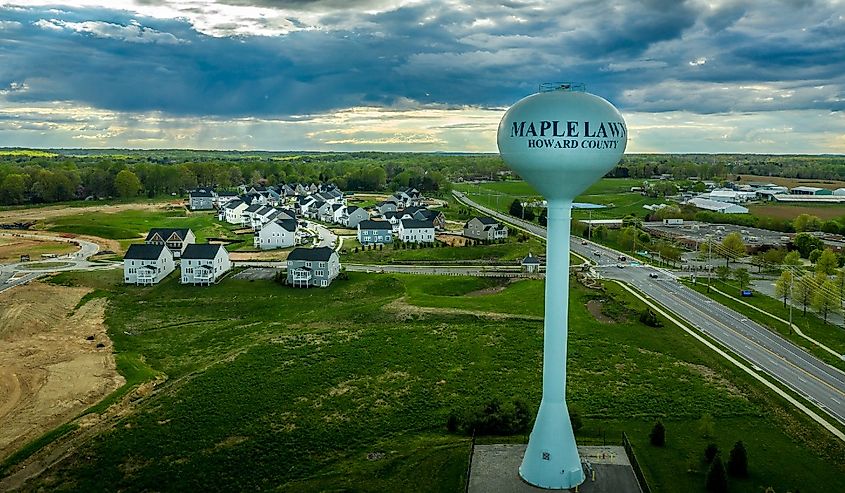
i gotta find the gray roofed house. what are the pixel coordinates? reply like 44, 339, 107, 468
144, 228, 196, 258
521, 253, 541, 273
398, 219, 435, 243
181, 244, 232, 285
358, 219, 393, 244
188, 188, 215, 211
464, 216, 508, 241
124, 243, 175, 285
255, 218, 298, 249
287, 247, 340, 288
342, 205, 370, 228
375, 201, 397, 215
286, 246, 341, 288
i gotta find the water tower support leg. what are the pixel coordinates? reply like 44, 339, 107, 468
519, 199, 585, 489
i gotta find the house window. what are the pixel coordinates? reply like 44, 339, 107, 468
321, 279, 328, 287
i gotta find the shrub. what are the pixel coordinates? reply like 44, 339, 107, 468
704, 443, 719, 463
649, 420, 665, 446
639, 308, 663, 327
705, 456, 728, 493
450, 398, 533, 436
727, 441, 748, 477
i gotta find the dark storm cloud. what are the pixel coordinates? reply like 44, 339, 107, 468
1, 0, 844, 117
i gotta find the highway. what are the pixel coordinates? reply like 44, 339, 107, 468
453, 191, 845, 428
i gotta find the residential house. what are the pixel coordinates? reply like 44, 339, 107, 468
124, 244, 175, 285
251, 206, 279, 231
286, 246, 340, 288
215, 191, 239, 208
242, 203, 264, 227
342, 206, 370, 228
330, 203, 345, 224
383, 211, 402, 232
188, 189, 215, 211
180, 244, 232, 285
521, 253, 541, 273
464, 216, 508, 241
310, 201, 332, 220
357, 220, 393, 244
413, 208, 445, 230
223, 199, 248, 224
399, 219, 435, 243
144, 228, 196, 258
255, 218, 298, 249
375, 201, 397, 215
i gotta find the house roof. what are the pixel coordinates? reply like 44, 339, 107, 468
274, 218, 298, 232
313, 201, 327, 209
245, 204, 263, 213
287, 246, 336, 262
522, 253, 540, 264
331, 203, 343, 211
224, 199, 244, 210
145, 228, 192, 242
256, 205, 274, 215
416, 209, 441, 220
403, 206, 424, 215
345, 205, 362, 214
189, 189, 214, 198
473, 216, 498, 225
125, 243, 168, 260
383, 211, 401, 219
359, 220, 392, 231
182, 243, 226, 260
401, 219, 434, 229
217, 191, 238, 197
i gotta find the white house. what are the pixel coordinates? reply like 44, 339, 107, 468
358, 220, 393, 244
180, 244, 232, 285
124, 244, 175, 285
254, 218, 298, 249
223, 199, 248, 224
399, 219, 435, 243
342, 206, 370, 228
144, 228, 196, 258
330, 203, 345, 224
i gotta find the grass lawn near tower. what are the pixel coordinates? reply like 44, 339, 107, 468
4, 270, 843, 492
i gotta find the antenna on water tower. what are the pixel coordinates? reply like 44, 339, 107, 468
497, 83, 627, 489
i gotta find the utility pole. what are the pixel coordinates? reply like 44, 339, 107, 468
707, 236, 713, 293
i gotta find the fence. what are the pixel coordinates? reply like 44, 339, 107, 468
622, 432, 652, 493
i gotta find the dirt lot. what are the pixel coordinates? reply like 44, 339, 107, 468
0, 200, 178, 224
228, 250, 290, 262
437, 233, 469, 246
0, 236, 77, 263
0, 282, 124, 461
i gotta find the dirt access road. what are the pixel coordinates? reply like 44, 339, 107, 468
0, 282, 124, 462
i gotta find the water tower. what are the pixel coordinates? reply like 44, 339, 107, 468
497, 83, 627, 489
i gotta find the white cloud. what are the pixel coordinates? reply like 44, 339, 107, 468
32, 17, 184, 44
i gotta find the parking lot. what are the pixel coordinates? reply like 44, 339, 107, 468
233, 267, 278, 281
643, 221, 789, 251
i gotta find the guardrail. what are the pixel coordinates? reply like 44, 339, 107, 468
622, 432, 652, 493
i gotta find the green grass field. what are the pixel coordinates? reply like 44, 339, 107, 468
342, 236, 544, 264
454, 178, 663, 221
9, 269, 843, 492
42, 209, 240, 243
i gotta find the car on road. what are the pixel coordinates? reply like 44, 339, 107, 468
649, 272, 659, 278
593, 251, 601, 257
616, 263, 625, 268
581, 240, 588, 245
618, 255, 627, 261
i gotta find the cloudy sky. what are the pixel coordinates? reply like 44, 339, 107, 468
0, 0, 843, 152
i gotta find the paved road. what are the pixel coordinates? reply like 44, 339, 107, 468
453, 191, 845, 427
302, 220, 337, 249
0, 232, 117, 293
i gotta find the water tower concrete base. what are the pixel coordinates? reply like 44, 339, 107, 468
467, 444, 643, 493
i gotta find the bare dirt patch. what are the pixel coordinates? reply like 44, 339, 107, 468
0, 282, 124, 461
586, 299, 616, 324
436, 233, 469, 247
0, 236, 77, 263
0, 200, 176, 224
383, 297, 542, 321
465, 279, 512, 297
228, 250, 291, 262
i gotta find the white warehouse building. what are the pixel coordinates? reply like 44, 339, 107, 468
687, 197, 749, 214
